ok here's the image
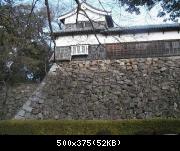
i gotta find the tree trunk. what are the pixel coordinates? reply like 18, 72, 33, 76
45, 0, 56, 62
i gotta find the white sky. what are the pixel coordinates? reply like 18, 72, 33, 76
14, 0, 178, 30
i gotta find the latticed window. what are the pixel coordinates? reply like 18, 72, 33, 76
77, 45, 80, 54
71, 46, 76, 55
172, 41, 180, 54
76, 22, 83, 28
56, 46, 71, 60
172, 41, 180, 49
71, 45, 88, 55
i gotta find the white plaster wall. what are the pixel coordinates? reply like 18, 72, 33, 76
55, 31, 180, 47
65, 9, 106, 24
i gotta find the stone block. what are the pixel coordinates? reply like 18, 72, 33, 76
132, 65, 138, 70
119, 62, 125, 66
25, 101, 31, 106
38, 99, 44, 104
160, 67, 167, 72
17, 110, 25, 117
14, 115, 25, 120
162, 85, 169, 90
37, 113, 43, 119
22, 105, 33, 112
126, 66, 133, 70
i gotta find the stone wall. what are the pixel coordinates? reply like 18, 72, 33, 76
15, 56, 180, 120
0, 84, 37, 120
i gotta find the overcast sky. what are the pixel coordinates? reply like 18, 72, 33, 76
15, 0, 177, 28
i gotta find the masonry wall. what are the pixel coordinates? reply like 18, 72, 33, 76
15, 56, 180, 120
0, 84, 37, 120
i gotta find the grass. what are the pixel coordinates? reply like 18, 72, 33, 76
0, 119, 179, 135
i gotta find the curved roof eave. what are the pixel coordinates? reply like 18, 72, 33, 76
58, 2, 111, 21
58, 8, 77, 21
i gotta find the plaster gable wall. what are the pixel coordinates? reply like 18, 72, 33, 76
65, 9, 106, 24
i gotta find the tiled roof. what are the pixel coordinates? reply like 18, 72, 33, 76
104, 24, 180, 34
54, 24, 180, 37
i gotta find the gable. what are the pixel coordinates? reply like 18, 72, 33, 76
58, 2, 111, 24
64, 9, 106, 24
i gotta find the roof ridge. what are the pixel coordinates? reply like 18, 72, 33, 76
58, 1, 111, 20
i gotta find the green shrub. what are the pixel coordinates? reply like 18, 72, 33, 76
96, 129, 112, 135
0, 119, 179, 135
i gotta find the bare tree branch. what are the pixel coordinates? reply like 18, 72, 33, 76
45, 0, 56, 62
74, 0, 102, 45
26, 0, 39, 28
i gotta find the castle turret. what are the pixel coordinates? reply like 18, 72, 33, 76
58, 2, 114, 31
